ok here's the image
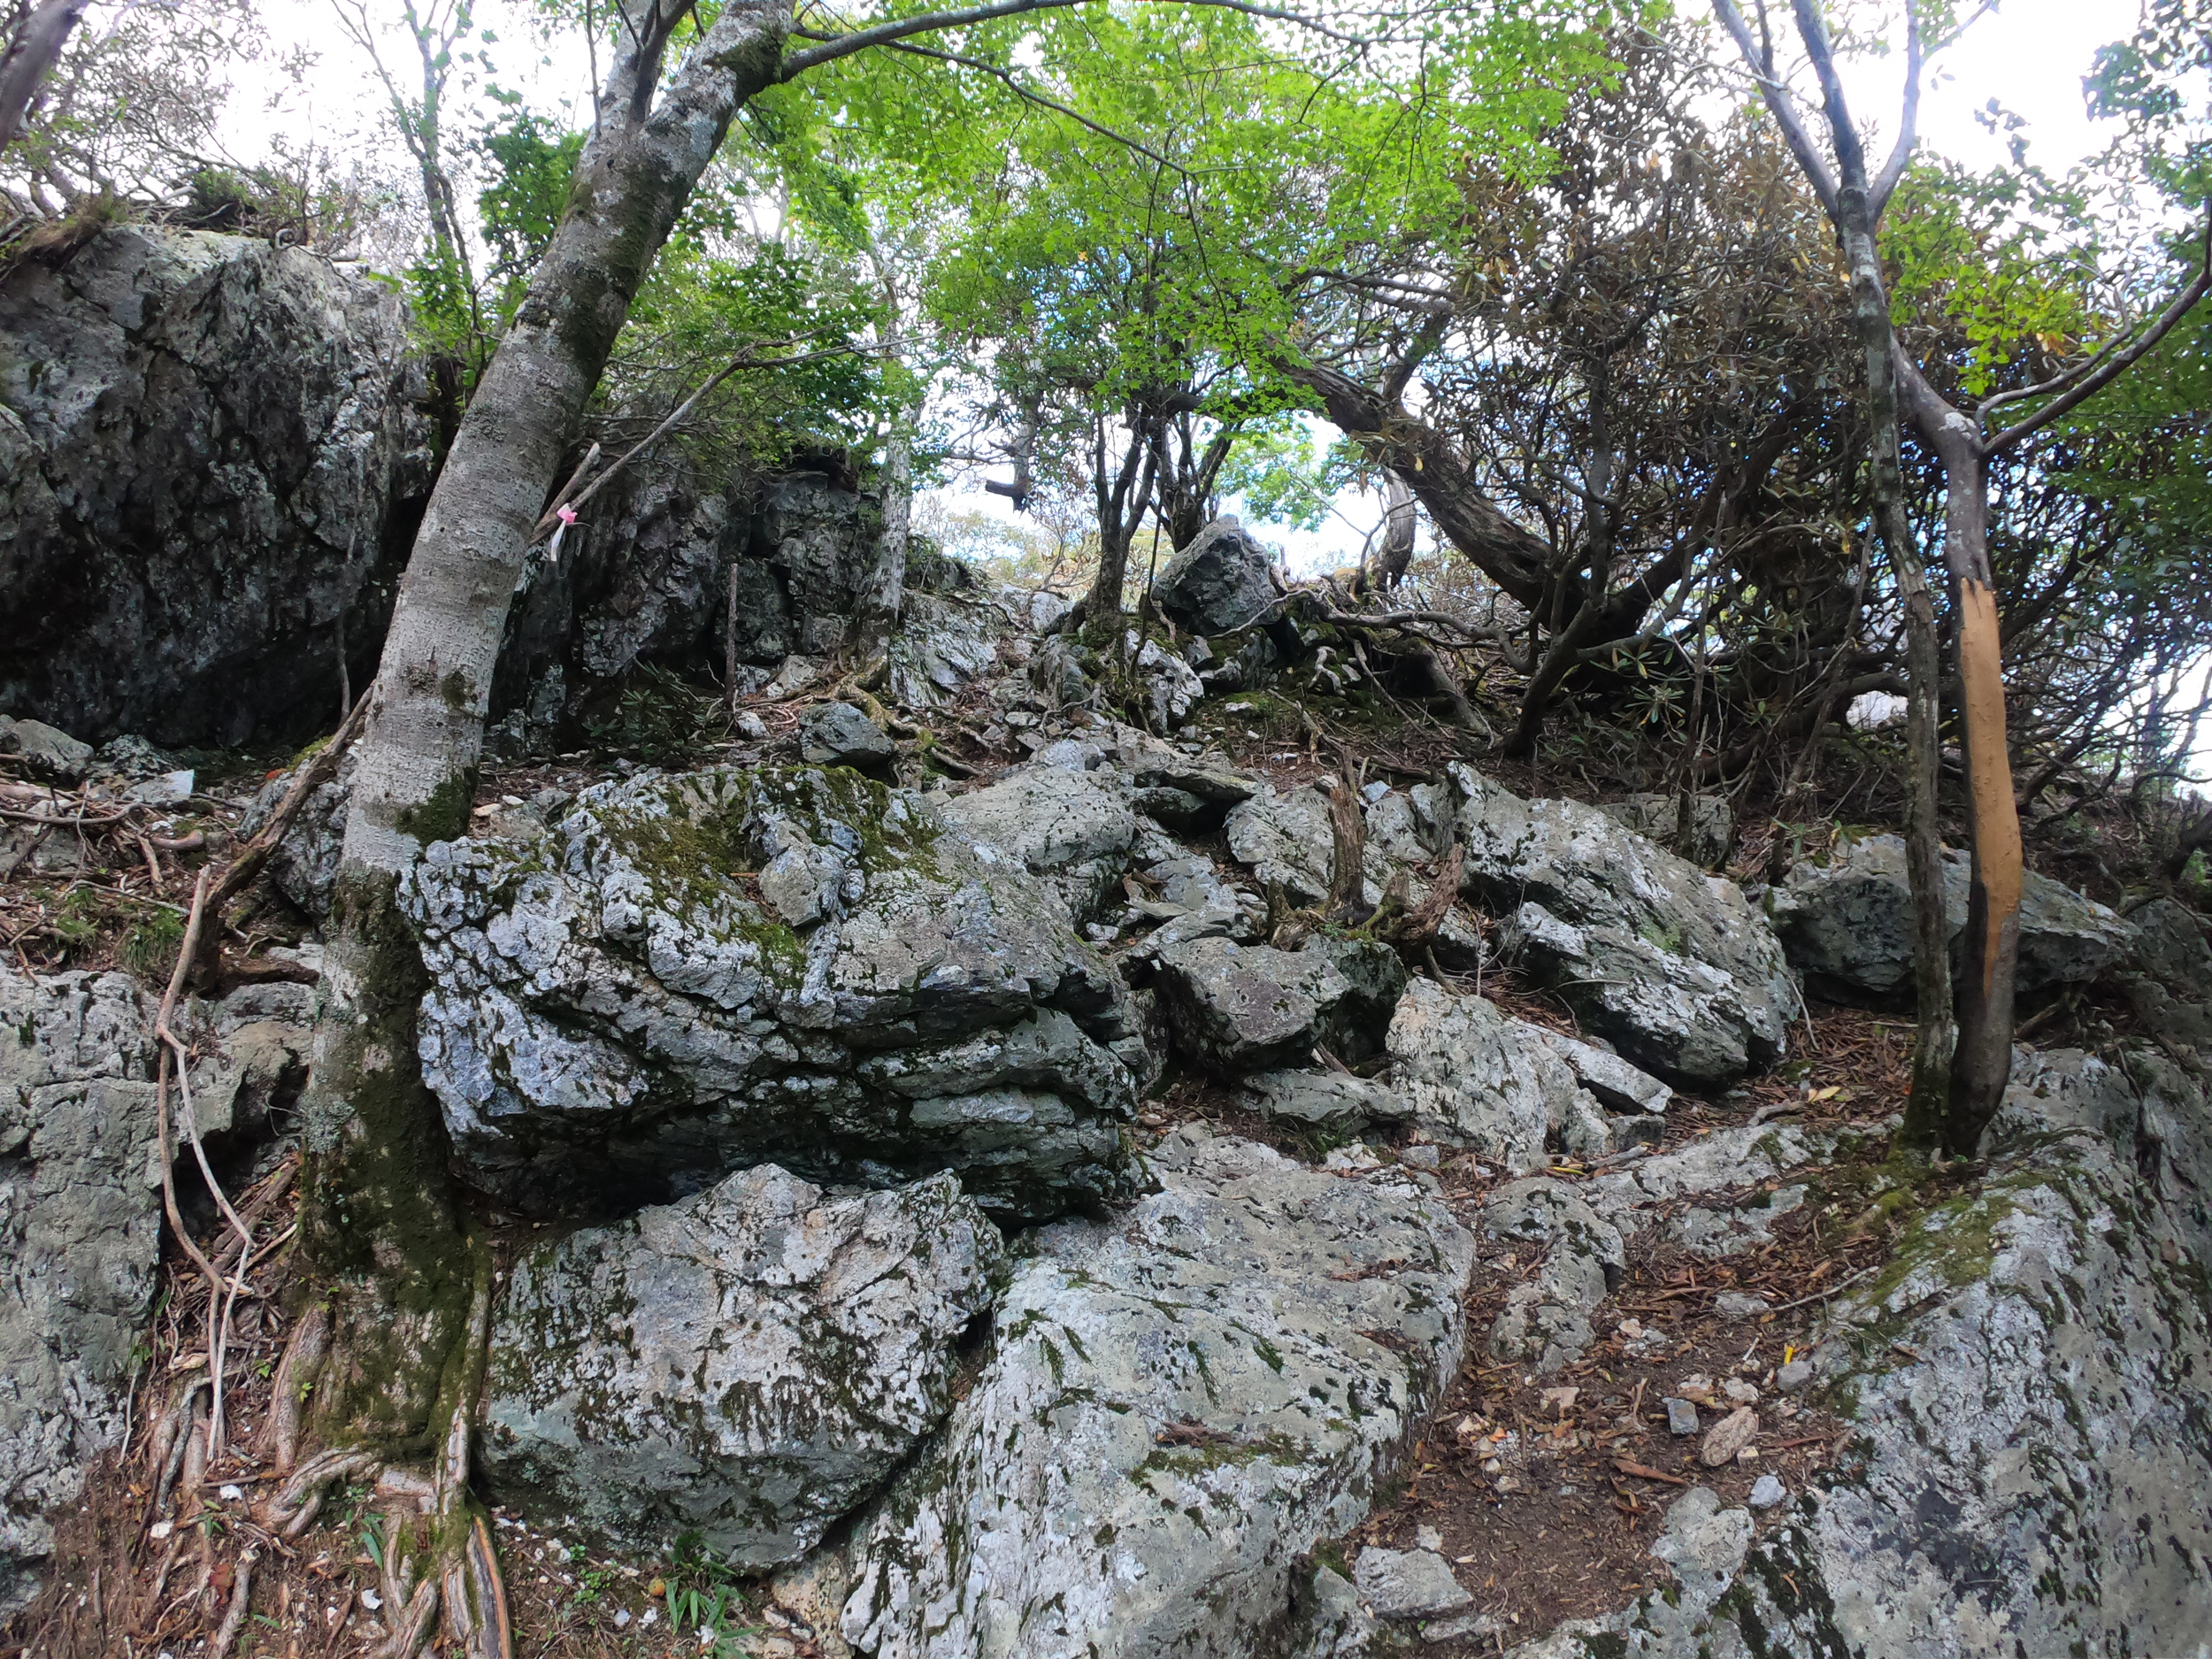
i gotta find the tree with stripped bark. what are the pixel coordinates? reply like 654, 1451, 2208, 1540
1713, 0, 2212, 1153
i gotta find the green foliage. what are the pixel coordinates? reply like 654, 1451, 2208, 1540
747, 2, 1625, 503
474, 109, 585, 308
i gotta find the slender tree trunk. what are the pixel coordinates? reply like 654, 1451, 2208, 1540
1898, 357, 2024, 1151
1834, 188, 1956, 1138
1375, 471, 1416, 588
0, 0, 86, 150
298, 0, 793, 1441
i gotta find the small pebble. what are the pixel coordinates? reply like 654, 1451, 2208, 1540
1665, 1397, 1701, 1436
361, 1589, 383, 1612
1778, 1358, 1816, 1394
217, 1483, 243, 1502
1414, 1525, 1443, 1551
1724, 1378, 1761, 1404
1397, 1144, 1440, 1170
1748, 1473, 1787, 1510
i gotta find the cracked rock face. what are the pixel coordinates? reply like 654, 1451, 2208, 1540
1384, 979, 1605, 1171
935, 764, 1141, 926
482, 1164, 1005, 1569
1448, 765, 1794, 1086
1154, 933, 1408, 1077
1482, 1179, 1626, 1374
0, 225, 430, 746
401, 765, 1141, 1222
829, 1128, 1477, 1659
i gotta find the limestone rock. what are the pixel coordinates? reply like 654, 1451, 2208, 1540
1353, 1547, 1474, 1621
0, 718, 91, 783
1154, 934, 1407, 1077
482, 1165, 1004, 1568
834, 1128, 1476, 1658
1133, 636, 1204, 730
1481, 1179, 1624, 1373
1528, 1027, 1672, 1115
1763, 833, 2136, 1002
936, 764, 1141, 925
1596, 793, 1732, 869
1244, 1068, 1411, 1131
0, 225, 429, 746
0, 969, 160, 1614
236, 745, 357, 918
801, 701, 896, 771
1383, 980, 1595, 1171
402, 765, 1139, 1222
1449, 764, 1793, 1086
1506, 1048, 2212, 1658
1152, 517, 1279, 635
0, 965, 306, 1613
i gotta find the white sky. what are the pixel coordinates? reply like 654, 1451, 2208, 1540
218, 0, 2139, 571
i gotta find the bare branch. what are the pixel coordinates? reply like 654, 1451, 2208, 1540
1709, 0, 1839, 215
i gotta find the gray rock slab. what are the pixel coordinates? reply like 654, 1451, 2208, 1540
937, 764, 1141, 924
1245, 1068, 1411, 1130
1502, 1046, 2212, 1659
802, 701, 897, 769
833, 1128, 1477, 1659
0, 718, 92, 782
402, 765, 1139, 1222
1764, 833, 2136, 1002
1483, 1179, 1625, 1373
1528, 1027, 1673, 1115
1384, 980, 1594, 1171
1155, 933, 1407, 1078
483, 1164, 1004, 1568
1449, 764, 1793, 1086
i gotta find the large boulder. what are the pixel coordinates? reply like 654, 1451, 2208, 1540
1763, 833, 2138, 1002
1151, 517, 1279, 635
935, 765, 1141, 925
1383, 979, 1609, 1168
482, 1164, 1005, 1568
401, 766, 1142, 1223
0, 225, 431, 746
826, 1128, 1477, 1658
1154, 933, 1408, 1077
1448, 764, 1794, 1085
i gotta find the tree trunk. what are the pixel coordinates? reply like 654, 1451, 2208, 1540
1375, 471, 1416, 588
298, 0, 793, 1441
1834, 188, 1957, 1139
1898, 355, 2024, 1152
0, 0, 87, 150
1083, 416, 1157, 619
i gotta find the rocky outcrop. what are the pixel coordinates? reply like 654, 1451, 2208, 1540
824, 1128, 1477, 1658
1448, 764, 1795, 1085
0, 226, 431, 746
482, 1164, 1004, 1568
402, 765, 1142, 1222
0, 964, 311, 1615
1151, 517, 1279, 635
1763, 833, 2137, 1002
1505, 1047, 2212, 1657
